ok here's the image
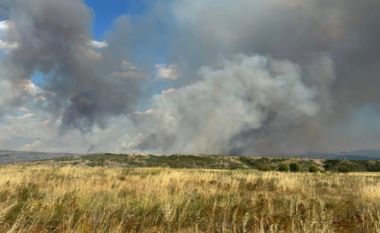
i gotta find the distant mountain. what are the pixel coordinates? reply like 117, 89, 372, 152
297, 150, 380, 160
0, 150, 79, 164
331, 155, 380, 160
350, 150, 380, 157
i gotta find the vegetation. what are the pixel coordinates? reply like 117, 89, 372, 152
366, 161, 380, 172
338, 165, 350, 173
258, 165, 272, 171
309, 165, 319, 173
289, 163, 301, 172
323, 159, 370, 172
278, 163, 289, 172
0, 165, 380, 232
25, 153, 380, 174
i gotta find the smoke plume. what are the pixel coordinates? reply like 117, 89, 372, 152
129, 54, 334, 155
0, 0, 142, 134
1, 0, 380, 156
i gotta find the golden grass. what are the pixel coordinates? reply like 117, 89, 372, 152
0, 165, 380, 232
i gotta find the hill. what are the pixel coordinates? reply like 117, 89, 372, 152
0, 150, 79, 164
11, 153, 380, 173
297, 150, 380, 160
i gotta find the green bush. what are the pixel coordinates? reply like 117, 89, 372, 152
309, 165, 319, 173
289, 163, 300, 172
239, 157, 256, 166
278, 163, 289, 172
338, 165, 350, 173
259, 165, 272, 171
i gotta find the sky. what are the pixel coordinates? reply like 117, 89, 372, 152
31, 0, 172, 108
1, 0, 380, 156
30, 1, 162, 92
85, 0, 146, 40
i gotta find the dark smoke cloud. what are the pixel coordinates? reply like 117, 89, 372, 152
172, 0, 380, 109
1, 0, 380, 155
0, 0, 143, 134
160, 0, 380, 154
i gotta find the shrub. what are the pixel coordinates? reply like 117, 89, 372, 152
259, 165, 272, 172
239, 157, 256, 166
309, 165, 319, 173
278, 163, 289, 172
228, 161, 239, 170
338, 165, 350, 173
289, 163, 301, 172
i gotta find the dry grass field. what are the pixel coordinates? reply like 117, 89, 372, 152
0, 165, 380, 232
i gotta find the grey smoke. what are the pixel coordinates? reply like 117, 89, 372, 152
129, 54, 334, 155
1, 0, 380, 155
0, 0, 142, 134
171, 0, 380, 111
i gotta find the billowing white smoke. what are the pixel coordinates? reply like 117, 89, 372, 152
5, 0, 379, 155
128, 54, 331, 155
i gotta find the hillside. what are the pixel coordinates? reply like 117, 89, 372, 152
0, 150, 79, 164
13, 153, 380, 173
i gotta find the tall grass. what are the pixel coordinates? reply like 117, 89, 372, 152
0, 165, 380, 232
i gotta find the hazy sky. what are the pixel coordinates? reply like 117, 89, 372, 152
1, 0, 380, 156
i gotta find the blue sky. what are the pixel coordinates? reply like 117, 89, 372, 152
1, 1, 144, 50
32, 1, 148, 86
85, 0, 146, 40
33, 1, 138, 87
86, 0, 177, 100
32, 0, 172, 97
85, 0, 170, 63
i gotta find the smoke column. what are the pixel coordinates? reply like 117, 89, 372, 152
1, 0, 380, 156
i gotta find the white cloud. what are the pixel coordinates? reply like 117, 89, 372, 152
121, 60, 137, 71
155, 64, 181, 80
87, 40, 109, 48
0, 20, 18, 52
20, 80, 39, 94
18, 80, 53, 102
162, 88, 175, 94
0, 20, 13, 31
111, 61, 147, 79
7, 113, 34, 120
0, 40, 18, 51
134, 108, 153, 116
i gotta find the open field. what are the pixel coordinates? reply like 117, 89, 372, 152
0, 165, 380, 232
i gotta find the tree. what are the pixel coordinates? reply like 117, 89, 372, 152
278, 163, 289, 172
309, 165, 319, 173
338, 165, 350, 173
289, 163, 301, 172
